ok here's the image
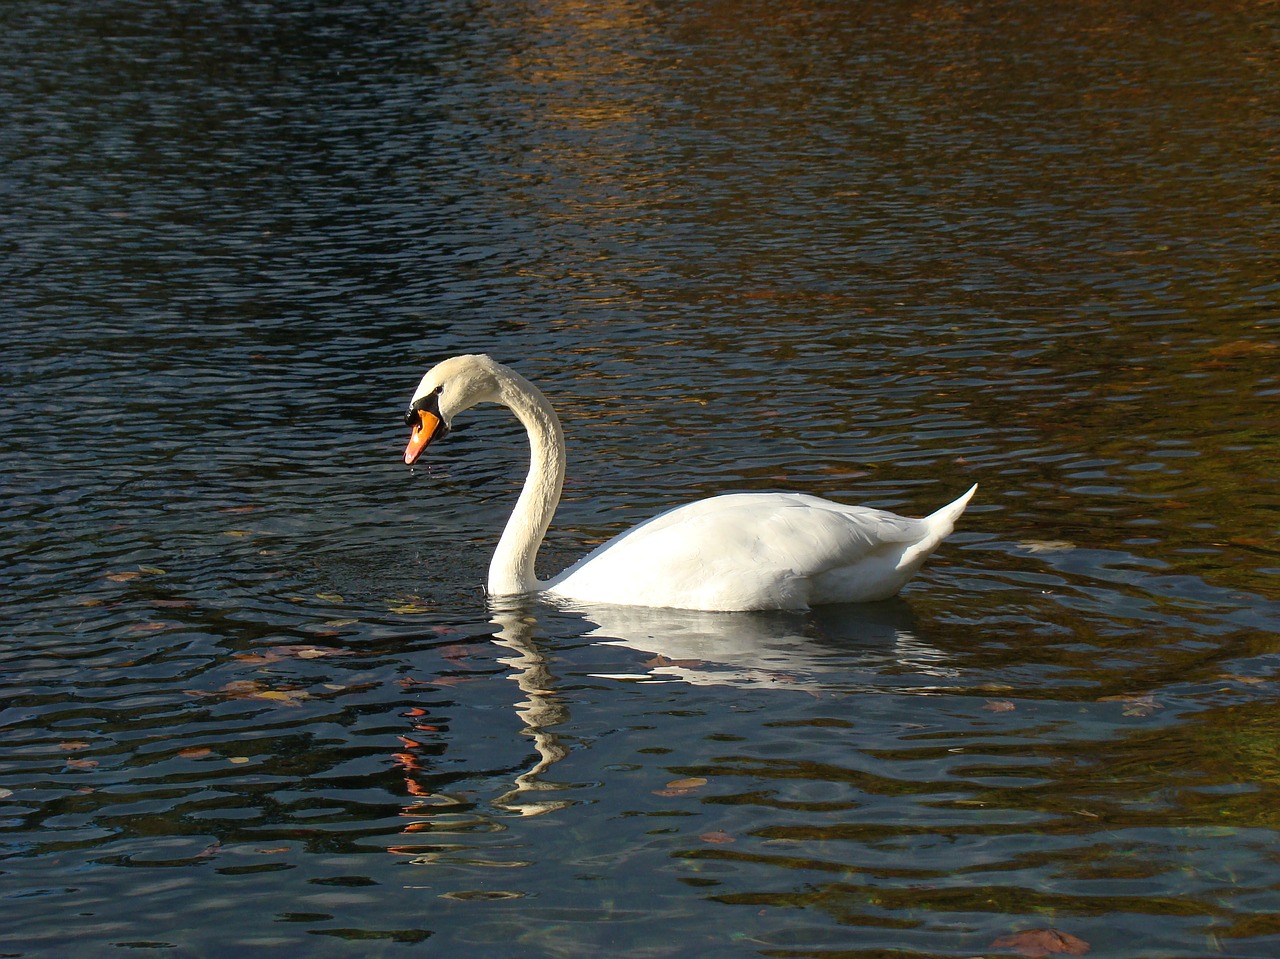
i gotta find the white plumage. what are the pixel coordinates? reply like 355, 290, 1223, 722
402, 354, 975, 612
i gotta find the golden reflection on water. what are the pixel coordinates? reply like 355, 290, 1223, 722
466, 0, 1279, 608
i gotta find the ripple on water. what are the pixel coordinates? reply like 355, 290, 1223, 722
3, 0, 1279, 956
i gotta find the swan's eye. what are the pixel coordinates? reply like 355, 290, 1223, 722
405, 386, 444, 426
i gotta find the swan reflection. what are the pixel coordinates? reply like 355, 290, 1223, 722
396, 601, 958, 832
566, 600, 956, 689
489, 608, 572, 816
487, 602, 954, 810
390, 608, 574, 850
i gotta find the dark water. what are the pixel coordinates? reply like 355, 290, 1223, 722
3, 1, 1278, 956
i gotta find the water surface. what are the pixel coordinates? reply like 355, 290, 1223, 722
3, 1, 1278, 956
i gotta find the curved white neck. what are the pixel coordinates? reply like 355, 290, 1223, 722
487, 369, 566, 596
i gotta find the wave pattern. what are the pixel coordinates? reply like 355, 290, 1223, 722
2, 0, 1277, 956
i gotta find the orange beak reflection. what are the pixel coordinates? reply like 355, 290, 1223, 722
404, 410, 443, 466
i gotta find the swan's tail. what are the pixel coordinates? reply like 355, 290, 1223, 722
924, 483, 977, 537
893, 484, 977, 575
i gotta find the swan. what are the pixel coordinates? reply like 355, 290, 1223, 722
403, 354, 976, 612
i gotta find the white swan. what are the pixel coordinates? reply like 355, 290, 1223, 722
403, 354, 976, 612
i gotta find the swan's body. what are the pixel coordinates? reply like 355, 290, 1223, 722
403, 354, 975, 612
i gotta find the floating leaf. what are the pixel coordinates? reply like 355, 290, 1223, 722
1121, 701, 1160, 718
65, 758, 99, 770
644, 654, 706, 669
285, 644, 350, 659
128, 621, 169, 633
229, 756, 251, 764
654, 777, 708, 797
251, 689, 310, 706
224, 530, 254, 538
990, 928, 1090, 957
187, 679, 309, 704
105, 571, 142, 582
1100, 693, 1162, 717
233, 651, 287, 666
315, 593, 344, 604
137, 565, 166, 576
321, 619, 357, 629
666, 778, 708, 790
699, 831, 736, 844
59, 741, 91, 752
983, 700, 1017, 713
178, 747, 213, 760
219, 680, 266, 696
1018, 540, 1075, 554
389, 603, 432, 614
235, 645, 348, 666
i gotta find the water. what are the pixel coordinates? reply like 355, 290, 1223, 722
3, 0, 1278, 956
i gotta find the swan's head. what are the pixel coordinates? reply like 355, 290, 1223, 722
403, 354, 506, 465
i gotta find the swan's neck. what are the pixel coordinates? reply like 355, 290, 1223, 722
488, 369, 565, 596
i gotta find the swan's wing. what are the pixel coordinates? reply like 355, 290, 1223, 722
547, 493, 934, 611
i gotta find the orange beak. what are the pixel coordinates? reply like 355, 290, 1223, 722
404, 409, 443, 466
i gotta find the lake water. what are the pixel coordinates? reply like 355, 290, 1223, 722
3, 1, 1278, 956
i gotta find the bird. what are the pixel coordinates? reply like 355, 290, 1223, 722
402, 354, 975, 612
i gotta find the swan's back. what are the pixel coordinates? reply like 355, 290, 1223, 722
546, 485, 975, 611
